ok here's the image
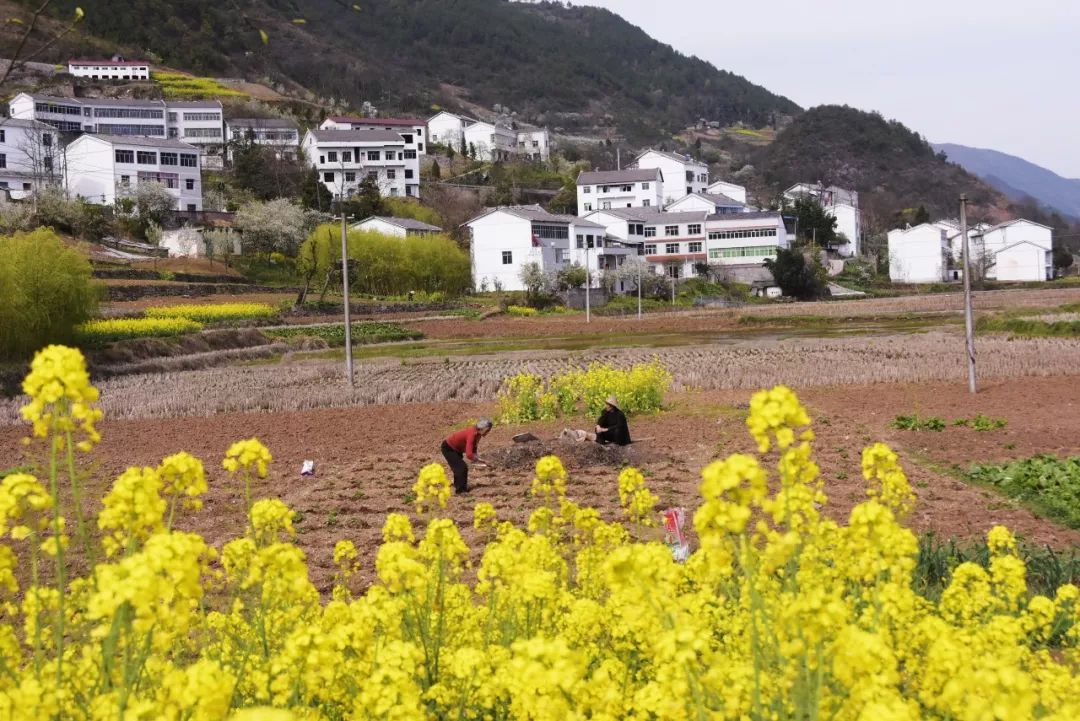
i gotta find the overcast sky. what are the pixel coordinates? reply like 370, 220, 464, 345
569, 0, 1080, 178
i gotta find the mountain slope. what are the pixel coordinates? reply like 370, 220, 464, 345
37, 0, 799, 140
932, 143, 1080, 220
756, 105, 1007, 226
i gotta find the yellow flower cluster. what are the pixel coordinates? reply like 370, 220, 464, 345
74, 317, 204, 346
505, 305, 538, 317
498, 361, 672, 422
223, 438, 272, 478
19, 344, 102, 449
412, 463, 450, 514
616, 467, 658, 527
4, 346, 1080, 721
145, 303, 278, 323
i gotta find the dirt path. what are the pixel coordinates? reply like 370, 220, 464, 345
3, 375, 1078, 592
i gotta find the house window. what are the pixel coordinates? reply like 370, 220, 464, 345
0, 130, 4, 142
160, 152, 178, 166
644, 244, 656, 255
345, 171, 356, 182
115, 149, 135, 163
665, 225, 679, 237
367, 151, 380, 161
136, 151, 157, 164
43, 133, 52, 147
0, 154, 5, 169
180, 154, 197, 167
688, 241, 703, 253
323, 172, 334, 182
583, 203, 592, 211
390, 187, 399, 196
185, 179, 195, 190
405, 169, 413, 179
583, 186, 591, 194
644, 226, 656, 238
187, 204, 196, 211
404, 149, 417, 159
576, 234, 584, 249
630, 224, 644, 235
688, 224, 702, 235
502, 251, 513, 265
665, 243, 680, 254
601, 201, 611, 210
327, 151, 338, 163
642, 182, 649, 190
22, 182, 30, 190
643, 199, 651, 207
44, 157, 53, 172
342, 151, 352, 163
367, 171, 377, 181
119, 175, 130, 186
387, 169, 396, 180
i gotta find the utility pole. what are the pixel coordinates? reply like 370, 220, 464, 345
959, 194, 976, 393
585, 241, 591, 323
616, 147, 621, 171
637, 257, 642, 320
340, 203, 354, 387
670, 268, 675, 306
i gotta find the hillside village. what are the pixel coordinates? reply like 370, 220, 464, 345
0, 55, 1070, 303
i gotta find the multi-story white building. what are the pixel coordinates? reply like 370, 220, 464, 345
516, 128, 551, 161
9, 93, 225, 166
320, 117, 423, 194
463, 121, 518, 162
707, 179, 747, 204
464, 205, 627, 291
301, 128, 413, 199
630, 210, 711, 280
351, 216, 443, 237
783, 182, 862, 257
0, 118, 62, 200
972, 219, 1053, 282
427, 111, 473, 149
888, 224, 949, 284
67, 57, 151, 80
704, 211, 791, 279
632, 149, 709, 204
665, 191, 744, 215
65, 134, 203, 210
576, 168, 663, 214
225, 118, 301, 160
167, 101, 224, 166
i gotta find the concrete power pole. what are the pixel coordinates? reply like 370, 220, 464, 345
340, 205, 354, 387
959, 194, 976, 393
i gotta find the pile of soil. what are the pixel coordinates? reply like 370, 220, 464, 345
488, 437, 654, 471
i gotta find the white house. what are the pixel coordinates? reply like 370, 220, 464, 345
0, 118, 62, 199
973, 219, 1053, 282
463, 121, 517, 162
635, 210, 711, 280
167, 100, 224, 167
427, 111, 473, 150
704, 211, 791, 281
65, 134, 203, 210
67, 57, 150, 80
516, 128, 551, 161
631, 149, 709, 204
464, 205, 626, 292
665, 191, 744, 215
225, 118, 300, 160
320, 117, 424, 196
351, 216, 443, 237
707, 179, 747, 204
301, 128, 413, 199
784, 182, 862, 257
576, 168, 663, 214
887, 224, 949, 284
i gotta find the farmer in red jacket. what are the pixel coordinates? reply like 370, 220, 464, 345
441, 418, 492, 494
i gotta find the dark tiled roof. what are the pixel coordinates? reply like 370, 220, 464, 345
705, 211, 784, 222
309, 128, 405, 143
330, 116, 424, 126
577, 168, 661, 185
78, 134, 200, 150
363, 216, 443, 232
227, 117, 298, 129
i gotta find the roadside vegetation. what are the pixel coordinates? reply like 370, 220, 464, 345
497, 361, 673, 422
262, 322, 423, 347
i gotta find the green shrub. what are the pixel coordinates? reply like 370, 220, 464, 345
0, 229, 99, 359
890, 414, 946, 431
967, 456, 1080, 529
976, 315, 1080, 338
262, 322, 422, 346
953, 414, 1007, 431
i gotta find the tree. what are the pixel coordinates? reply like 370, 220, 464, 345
1053, 244, 1074, 273
234, 198, 315, 257
764, 248, 829, 300
131, 182, 176, 230
518, 262, 549, 302
0, 228, 98, 359
557, 263, 588, 290
300, 167, 334, 212
342, 176, 386, 219
913, 205, 931, 225
603, 256, 668, 297
789, 195, 838, 249
430, 159, 442, 180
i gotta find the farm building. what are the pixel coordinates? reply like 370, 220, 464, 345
351, 216, 443, 237
464, 205, 630, 292
973, 219, 1053, 282
888, 224, 949, 283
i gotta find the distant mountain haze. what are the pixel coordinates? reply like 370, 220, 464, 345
933, 143, 1080, 220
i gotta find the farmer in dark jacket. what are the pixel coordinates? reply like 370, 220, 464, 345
593, 395, 631, 446
441, 418, 492, 494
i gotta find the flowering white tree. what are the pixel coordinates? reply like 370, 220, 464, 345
234, 198, 316, 257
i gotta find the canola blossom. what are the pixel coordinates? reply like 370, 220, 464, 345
73, 317, 204, 346
145, 302, 278, 323
3, 345, 1080, 720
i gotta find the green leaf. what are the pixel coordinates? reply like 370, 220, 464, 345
258, 29, 269, 44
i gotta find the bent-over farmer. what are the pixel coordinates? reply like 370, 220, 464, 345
441, 418, 492, 494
